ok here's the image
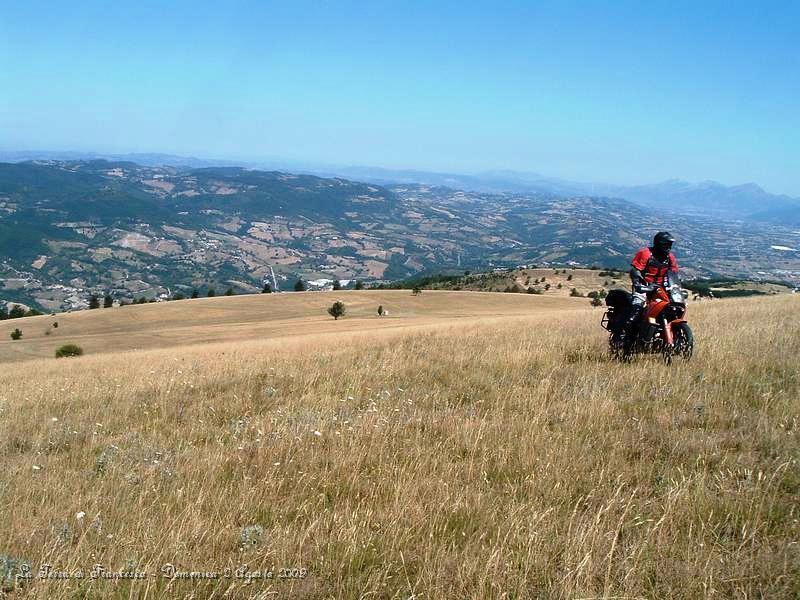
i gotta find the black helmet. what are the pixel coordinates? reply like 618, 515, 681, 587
653, 231, 675, 254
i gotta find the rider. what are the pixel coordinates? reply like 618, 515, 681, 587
622, 231, 679, 353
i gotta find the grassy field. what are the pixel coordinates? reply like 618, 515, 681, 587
0, 290, 583, 363
0, 293, 798, 598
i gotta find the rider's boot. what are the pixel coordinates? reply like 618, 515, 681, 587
621, 304, 643, 359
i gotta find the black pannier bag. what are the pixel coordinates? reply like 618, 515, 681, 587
605, 288, 632, 309
602, 289, 632, 332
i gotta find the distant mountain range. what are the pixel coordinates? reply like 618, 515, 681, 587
0, 158, 798, 311
3, 150, 797, 225
313, 167, 800, 225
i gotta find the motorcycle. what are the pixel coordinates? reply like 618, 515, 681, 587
601, 275, 694, 364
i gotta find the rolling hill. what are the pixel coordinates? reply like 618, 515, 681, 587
0, 289, 583, 363
1, 159, 798, 312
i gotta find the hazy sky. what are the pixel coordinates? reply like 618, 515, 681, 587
1, 1, 798, 194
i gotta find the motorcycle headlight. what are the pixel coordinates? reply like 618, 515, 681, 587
669, 286, 684, 303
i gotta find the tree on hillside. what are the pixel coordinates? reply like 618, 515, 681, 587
590, 296, 604, 307
172, 293, 186, 301
377, 305, 384, 316
412, 286, 422, 296
103, 294, 113, 308
354, 280, 364, 290
327, 301, 346, 320
294, 279, 307, 292
207, 288, 216, 297
567, 274, 573, 281
332, 280, 342, 291
191, 289, 199, 299
224, 287, 235, 296
262, 283, 272, 293
88, 295, 100, 309
570, 288, 583, 297
0, 306, 8, 320
10, 328, 22, 340
6, 306, 22, 320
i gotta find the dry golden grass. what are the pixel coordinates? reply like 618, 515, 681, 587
0, 290, 581, 363
0, 294, 798, 599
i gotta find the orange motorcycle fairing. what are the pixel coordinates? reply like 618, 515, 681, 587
645, 298, 669, 320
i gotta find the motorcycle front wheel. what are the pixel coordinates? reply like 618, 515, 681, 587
673, 323, 694, 360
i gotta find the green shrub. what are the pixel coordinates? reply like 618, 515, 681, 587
327, 301, 346, 320
10, 328, 22, 341
55, 344, 84, 358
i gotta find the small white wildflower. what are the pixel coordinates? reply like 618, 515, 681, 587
32, 465, 42, 471
273, 462, 280, 466
51, 417, 58, 422
76, 511, 86, 520
313, 430, 322, 437
347, 395, 354, 401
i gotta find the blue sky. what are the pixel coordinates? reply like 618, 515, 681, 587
1, 1, 798, 194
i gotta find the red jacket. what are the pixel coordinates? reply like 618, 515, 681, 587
632, 247, 679, 286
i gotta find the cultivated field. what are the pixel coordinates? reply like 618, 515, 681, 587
0, 293, 798, 598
